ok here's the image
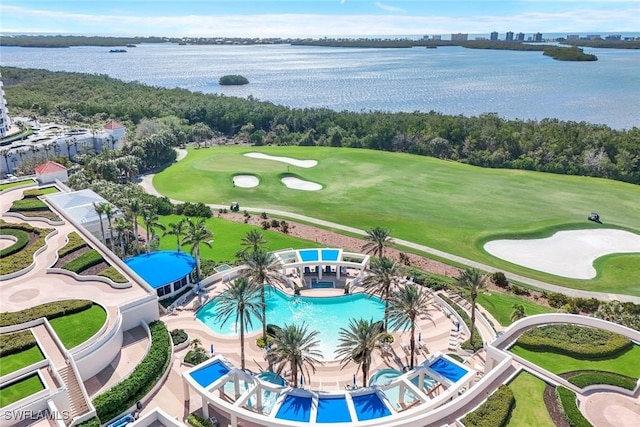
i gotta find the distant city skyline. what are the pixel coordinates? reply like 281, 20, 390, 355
1, 1, 638, 38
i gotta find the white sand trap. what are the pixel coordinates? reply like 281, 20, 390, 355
484, 229, 640, 279
244, 152, 318, 168
233, 175, 259, 188
281, 177, 322, 191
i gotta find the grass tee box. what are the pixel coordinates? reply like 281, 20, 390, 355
153, 146, 640, 295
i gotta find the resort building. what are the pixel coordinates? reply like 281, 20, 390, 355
35, 160, 68, 184
450, 33, 468, 41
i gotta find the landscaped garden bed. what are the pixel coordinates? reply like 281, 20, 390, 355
8, 188, 62, 221
462, 384, 514, 427
0, 220, 52, 276
54, 232, 128, 282
0, 330, 44, 376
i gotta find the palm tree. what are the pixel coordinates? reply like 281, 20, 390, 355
336, 318, 385, 387
387, 284, 432, 369
268, 323, 323, 388
361, 226, 393, 258
183, 217, 213, 281
163, 218, 188, 252
93, 202, 107, 245
456, 268, 487, 344
238, 229, 268, 260
113, 218, 130, 256
362, 257, 401, 332
213, 277, 263, 370
511, 304, 526, 323
141, 209, 165, 253
100, 203, 116, 252
126, 198, 143, 255
242, 249, 282, 339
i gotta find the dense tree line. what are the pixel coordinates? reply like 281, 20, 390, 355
3, 67, 639, 184
0, 35, 167, 48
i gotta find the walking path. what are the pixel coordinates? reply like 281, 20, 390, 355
137, 172, 640, 304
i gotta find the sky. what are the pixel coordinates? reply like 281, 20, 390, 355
1, 1, 637, 38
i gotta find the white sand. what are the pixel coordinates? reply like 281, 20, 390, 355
244, 153, 318, 168
281, 177, 323, 191
484, 229, 640, 279
233, 175, 259, 188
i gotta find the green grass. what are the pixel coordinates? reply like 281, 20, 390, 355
49, 305, 107, 349
568, 371, 637, 390
476, 292, 555, 326
0, 374, 44, 407
506, 371, 554, 427
0, 346, 45, 376
0, 179, 35, 191
510, 344, 640, 378
154, 214, 321, 263
38, 186, 60, 195
61, 249, 104, 273
153, 146, 640, 296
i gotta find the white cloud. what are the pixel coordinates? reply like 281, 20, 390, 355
374, 2, 405, 13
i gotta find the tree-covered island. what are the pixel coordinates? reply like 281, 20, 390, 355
219, 75, 249, 86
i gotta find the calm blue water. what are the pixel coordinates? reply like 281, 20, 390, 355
429, 357, 468, 383
190, 360, 229, 387
196, 288, 385, 360
352, 393, 391, 421
316, 397, 352, 423
275, 394, 312, 422
1, 44, 638, 129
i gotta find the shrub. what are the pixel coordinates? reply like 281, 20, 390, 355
0, 228, 29, 258
22, 189, 45, 198
184, 348, 209, 365
261, 221, 271, 230
516, 324, 631, 359
58, 232, 88, 257
511, 285, 530, 296
0, 330, 37, 356
171, 329, 188, 346
491, 271, 509, 288
256, 336, 268, 349
187, 413, 218, 427
462, 384, 514, 427
270, 219, 280, 228
280, 221, 289, 234
556, 386, 593, 427
98, 266, 129, 283
93, 321, 171, 423
0, 221, 51, 275
0, 300, 93, 327
568, 371, 637, 390
75, 417, 100, 427
260, 212, 268, 219
62, 249, 104, 273
547, 292, 569, 308
574, 298, 600, 314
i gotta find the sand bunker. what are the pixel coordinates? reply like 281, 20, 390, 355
233, 175, 259, 188
484, 229, 640, 279
244, 153, 318, 168
281, 177, 322, 191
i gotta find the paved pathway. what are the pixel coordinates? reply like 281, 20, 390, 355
138, 170, 640, 305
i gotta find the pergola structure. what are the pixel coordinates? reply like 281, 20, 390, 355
272, 248, 370, 286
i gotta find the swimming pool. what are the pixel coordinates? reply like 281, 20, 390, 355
429, 357, 468, 383
197, 288, 384, 359
370, 369, 436, 411
316, 396, 352, 423
298, 248, 340, 262
351, 393, 391, 421
190, 360, 230, 388
257, 371, 286, 386
275, 394, 313, 422
310, 280, 334, 289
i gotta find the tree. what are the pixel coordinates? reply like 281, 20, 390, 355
361, 226, 393, 258
242, 249, 282, 340
141, 208, 165, 253
93, 202, 107, 245
183, 217, 213, 281
268, 323, 323, 388
163, 218, 188, 252
100, 202, 116, 252
336, 318, 385, 387
125, 198, 143, 255
238, 229, 268, 260
387, 284, 432, 369
113, 217, 130, 256
456, 268, 487, 344
213, 277, 263, 370
510, 304, 526, 323
362, 257, 400, 332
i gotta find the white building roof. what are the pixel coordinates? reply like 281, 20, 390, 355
46, 189, 115, 225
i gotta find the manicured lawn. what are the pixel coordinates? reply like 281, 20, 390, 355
0, 374, 44, 407
507, 371, 554, 427
476, 292, 555, 327
154, 214, 321, 264
49, 305, 107, 349
510, 344, 640, 378
153, 146, 640, 296
0, 179, 35, 191
0, 346, 45, 376
38, 186, 60, 195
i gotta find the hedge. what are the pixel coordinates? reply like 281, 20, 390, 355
98, 266, 129, 283
0, 300, 93, 327
0, 330, 37, 357
0, 228, 29, 258
187, 413, 218, 427
517, 324, 631, 359
556, 386, 593, 427
62, 249, 104, 273
22, 189, 45, 198
462, 384, 514, 427
568, 371, 637, 391
75, 417, 100, 427
171, 329, 188, 346
185, 349, 209, 366
93, 321, 171, 423
58, 232, 88, 258
0, 220, 51, 276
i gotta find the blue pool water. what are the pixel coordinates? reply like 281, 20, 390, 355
257, 371, 286, 386
370, 369, 436, 410
190, 361, 229, 388
352, 393, 391, 421
124, 250, 195, 288
311, 281, 334, 289
275, 394, 313, 422
321, 249, 340, 261
429, 357, 468, 383
299, 249, 319, 262
197, 288, 384, 359
316, 396, 352, 423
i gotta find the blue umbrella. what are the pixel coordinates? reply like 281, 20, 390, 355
300, 375, 304, 387
353, 374, 356, 385
210, 343, 214, 355
418, 332, 422, 343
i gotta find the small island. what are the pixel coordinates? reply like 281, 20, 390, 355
219, 75, 249, 86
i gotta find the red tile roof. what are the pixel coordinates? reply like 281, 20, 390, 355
103, 120, 125, 130
35, 161, 67, 174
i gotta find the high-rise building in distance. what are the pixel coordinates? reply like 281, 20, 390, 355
451, 33, 469, 41
505, 31, 514, 41
490, 31, 499, 41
